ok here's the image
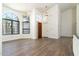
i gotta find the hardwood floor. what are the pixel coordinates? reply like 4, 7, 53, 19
2, 37, 74, 56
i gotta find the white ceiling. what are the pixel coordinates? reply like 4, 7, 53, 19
3, 3, 76, 13
59, 3, 76, 11
3, 3, 54, 12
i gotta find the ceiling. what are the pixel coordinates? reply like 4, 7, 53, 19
3, 3, 54, 13
3, 3, 76, 13
59, 3, 76, 11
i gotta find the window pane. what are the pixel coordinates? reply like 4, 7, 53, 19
13, 21, 19, 34
23, 29, 30, 34
3, 9, 18, 21
2, 20, 11, 34
23, 16, 29, 21
22, 21, 30, 34
23, 22, 30, 28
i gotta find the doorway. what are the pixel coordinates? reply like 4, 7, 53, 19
38, 22, 42, 39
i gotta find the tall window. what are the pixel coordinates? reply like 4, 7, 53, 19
22, 16, 30, 34
2, 9, 19, 35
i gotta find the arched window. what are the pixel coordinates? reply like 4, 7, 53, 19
2, 9, 19, 35
2, 10, 18, 20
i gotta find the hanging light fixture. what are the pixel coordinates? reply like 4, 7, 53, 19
43, 5, 48, 23
45, 5, 48, 16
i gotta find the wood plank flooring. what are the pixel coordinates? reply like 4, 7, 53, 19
2, 37, 74, 56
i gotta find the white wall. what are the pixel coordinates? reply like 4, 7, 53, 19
30, 8, 38, 39
42, 13, 49, 37
73, 4, 79, 56
0, 4, 2, 56
42, 5, 60, 39
77, 4, 79, 36
42, 22, 47, 37
61, 8, 76, 37
2, 6, 30, 42
72, 7, 76, 35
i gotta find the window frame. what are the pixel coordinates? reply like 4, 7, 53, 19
2, 18, 20, 35
22, 21, 30, 34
